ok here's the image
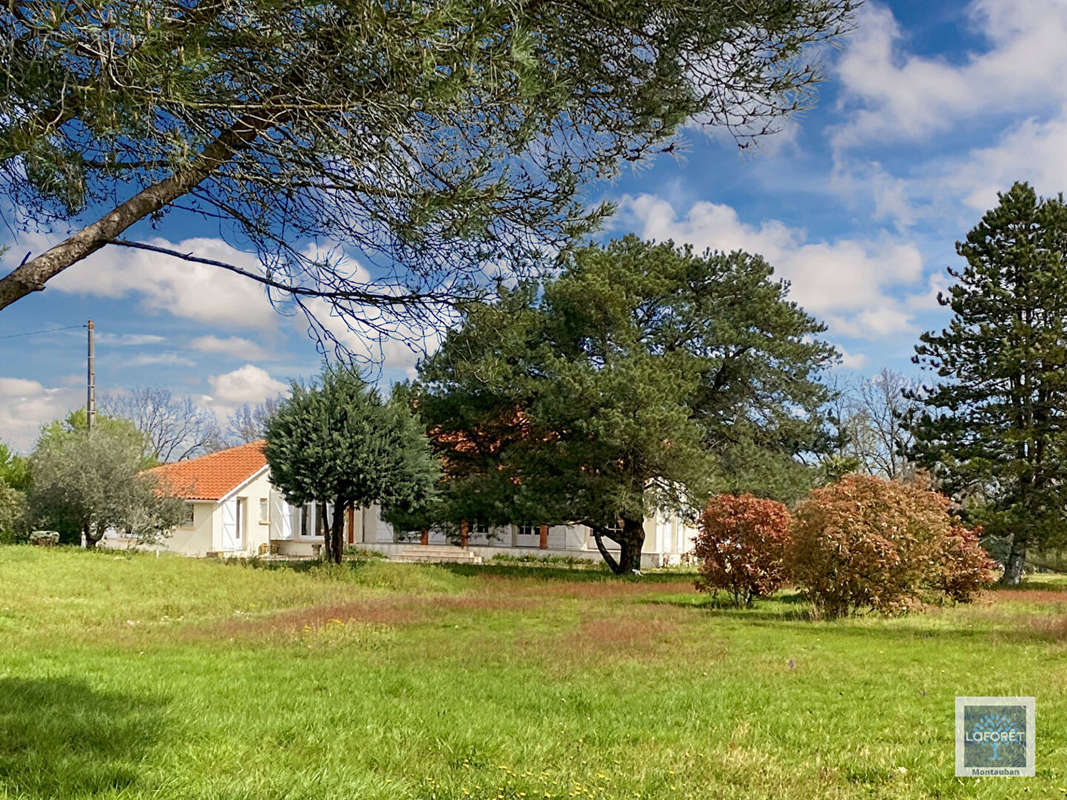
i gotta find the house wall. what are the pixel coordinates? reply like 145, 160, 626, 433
102, 500, 214, 556
377, 508, 697, 566
216, 470, 275, 555
113, 459, 698, 565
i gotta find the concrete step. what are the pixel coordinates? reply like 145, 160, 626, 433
390, 546, 480, 564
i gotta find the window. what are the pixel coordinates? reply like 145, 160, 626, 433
517, 524, 539, 538
299, 503, 320, 537
471, 521, 490, 536
180, 503, 195, 528
259, 498, 269, 523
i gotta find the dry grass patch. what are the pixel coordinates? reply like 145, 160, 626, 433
1022, 613, 1067, 642
511, 604, 700, 674
993, 588, 1067, 605
187, 592, 540, 646
499, 576, 697, 600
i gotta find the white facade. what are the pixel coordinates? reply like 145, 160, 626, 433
108, 463, 698, 566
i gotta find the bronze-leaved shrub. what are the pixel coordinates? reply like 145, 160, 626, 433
938, 524, 1000, 603
789, 474, 997, 617
694, 493, 792, 606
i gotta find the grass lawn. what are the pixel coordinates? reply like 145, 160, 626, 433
0, 547, 1064, 799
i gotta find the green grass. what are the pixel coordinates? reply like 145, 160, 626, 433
0, 547, 1064, 799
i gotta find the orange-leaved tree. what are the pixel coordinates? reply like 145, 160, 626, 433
694, 493, 792, 606
789, 474, 998, 618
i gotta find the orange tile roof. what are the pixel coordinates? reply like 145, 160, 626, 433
147, 440, 268, 501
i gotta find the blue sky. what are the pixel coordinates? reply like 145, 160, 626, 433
3, 0, 1065, 451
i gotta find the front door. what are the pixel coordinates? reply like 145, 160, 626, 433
220, 498, 242, 551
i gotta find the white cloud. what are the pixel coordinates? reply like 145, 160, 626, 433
39, 235, 279, 329
0, 378, 81, 452
95, 333, 166, 346
839, 349, 869, 370
614, 193, 925, 339
905, 272, 950, 312
124, 353, 197, 368
300, 298, 443, 377
203, 364, 288, 412
943, 114, 1067, 211
0, 378, 46, 397
829, 157, 919, 229
827, 307, 915, 340
832, 0, 1067, 149
189, 335, 277, 362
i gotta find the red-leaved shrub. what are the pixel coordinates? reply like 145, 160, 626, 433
938, 524, 1000, 602
694, 493, 792, 606
789, 474, 997, 617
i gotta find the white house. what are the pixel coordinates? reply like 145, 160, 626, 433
107, 441, 697, 567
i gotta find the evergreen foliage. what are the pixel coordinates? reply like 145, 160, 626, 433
264, 366, 438, 563
0, 0, 854, 344
411, 236, 836, 573
907, 182, 1067, 584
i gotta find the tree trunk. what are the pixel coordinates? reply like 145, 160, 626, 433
590, 517, 645, 575
330, 497, 346, 565
318, 501, 332, 562
618, 515, 645, 574
0, 109, 280, 311
1002, 529, 1028, 586
591, 527, 621, 574
84, 523, 105, 549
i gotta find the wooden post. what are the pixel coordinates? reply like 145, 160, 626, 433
346, 506, 355, 545
420, 528, 429, 546
539, 523, 549, 550
460, 519, 469, 549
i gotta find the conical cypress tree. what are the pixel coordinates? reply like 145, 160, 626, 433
908, 182, 1067, 584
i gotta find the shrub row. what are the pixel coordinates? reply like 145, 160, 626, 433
694, 474, 999, 617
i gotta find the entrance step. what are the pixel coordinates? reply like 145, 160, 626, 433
389, 546, 481, 564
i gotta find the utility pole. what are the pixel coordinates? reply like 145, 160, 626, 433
86, 320, 95, 434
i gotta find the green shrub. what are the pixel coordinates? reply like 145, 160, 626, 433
788, 474, 997, 618
343, 546, 389, 561
489, 553, 603, 569
0, 485, 27, 543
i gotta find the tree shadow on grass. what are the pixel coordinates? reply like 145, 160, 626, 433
438, 563, 695, 584
0, 677, 165, 798
643, 593, 1005, 642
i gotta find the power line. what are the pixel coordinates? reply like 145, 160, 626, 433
0, 324, 85, 341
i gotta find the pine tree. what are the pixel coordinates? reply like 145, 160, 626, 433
411, 236, 836, 573
908, 182, 1067, 584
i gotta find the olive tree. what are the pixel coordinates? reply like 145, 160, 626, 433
27, 414, 184, 547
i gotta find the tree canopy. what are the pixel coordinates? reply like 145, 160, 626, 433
411, 236, 837, 572
0, 441, 29, 491
28, 411, 183, 546
907, 181, 1067, 584
264, 366, 438, 563
1, 0, 854, 351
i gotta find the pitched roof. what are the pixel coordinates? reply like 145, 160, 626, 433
147, 440, 268, 501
